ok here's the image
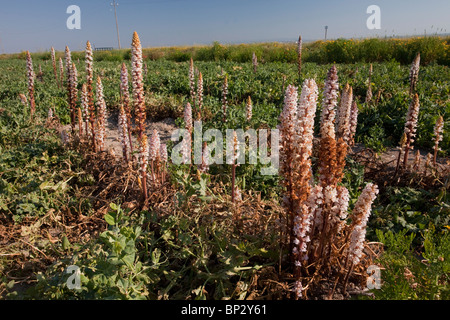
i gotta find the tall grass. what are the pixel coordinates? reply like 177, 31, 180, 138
5, 36, 449, 66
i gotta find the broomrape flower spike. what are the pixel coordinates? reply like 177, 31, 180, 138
68, 62, 78, 131
412, 150, 421, 171
222, 75, 228, 122
118, 105, 130, 162
231, 131, 239, 203
277, 71, 379, 297
149, 129, 161, 162
402, 94, 420, 168
64, 46, 72, 82
318, 66, 339, 187
433, 116, 444, 166
189, 57, 196, 107
80, 83, 89, 136
246, 96, 252, 122
131, 31, 148, 199
285, 79, 318, 276
149, 129, 161, 183
26, 51, 36, 120
96, 76, 107, 151
180, 133, 192, 165
138, 134, 149, 198
252, 52, 258, 73
409, 52, 420, 95
160, 144, 168, 163
336, 83, 353, 145
64, 46, 73, 128
348, 100, 358, 147
297, 35, 302, 80
19, 93, 28, 106
51, 47, 58, 85
335, 186, 350, 232
59, 58, 64, 89
184, 102, 193, 133
293, 280, 303, 300
295, 79, 318, 273
77, 107, 82, 136
120, 62, 134, 153
198, 142, 210, 173
131, 31, 146, 143
279, 84, 298, 201
197, 72, 203, 120
85, 41, 97, 152
319, 65, 339, 140
347, 183, 379, 265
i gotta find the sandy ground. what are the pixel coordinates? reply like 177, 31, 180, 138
350, 142, 449, 174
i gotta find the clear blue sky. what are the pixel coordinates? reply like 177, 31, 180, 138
0, 0, 449, 53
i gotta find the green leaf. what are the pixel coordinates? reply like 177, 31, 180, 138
104, 213, 116, 226
151, 248, 161, 265
62, 235, 71, 250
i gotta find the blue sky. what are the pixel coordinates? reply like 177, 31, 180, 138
0, 0, 449, 53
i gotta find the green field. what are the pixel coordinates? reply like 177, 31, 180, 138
0, 38, 449, 300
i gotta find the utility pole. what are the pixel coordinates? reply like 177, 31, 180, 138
324, 26, 328, 41
111, 0, 121, 49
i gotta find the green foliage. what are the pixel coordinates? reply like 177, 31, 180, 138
369, 186, 450, 240
0, 68, 85, 221
369, 227, 449, 300
17, 202, 276, 300
18, 204, 151, 299
5, 36, 447, 65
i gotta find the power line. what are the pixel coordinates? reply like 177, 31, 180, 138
111, 0, 121, 49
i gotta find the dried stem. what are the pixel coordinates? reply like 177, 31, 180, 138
252, 52, 258, 73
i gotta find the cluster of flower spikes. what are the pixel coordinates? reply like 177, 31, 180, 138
279, 66, 379, 299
